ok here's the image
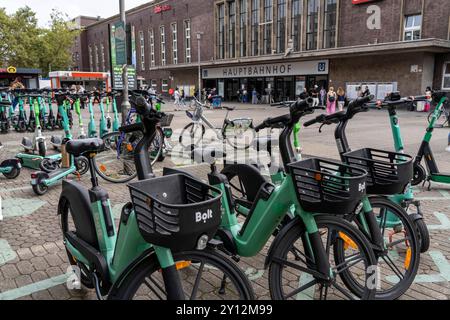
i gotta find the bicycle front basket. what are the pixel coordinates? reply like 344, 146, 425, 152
159, 113, 174, 127
288, 158, 367, 214
342, 148, 413, 195
128, 174, 222, 252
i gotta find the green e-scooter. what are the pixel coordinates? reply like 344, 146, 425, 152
98, 93, 109, 138
88, 95, 98, 138
0, 100, 22, 179
31, 92, 89, 195
412, 91, 450, 188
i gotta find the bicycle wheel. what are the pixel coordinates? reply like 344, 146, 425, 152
110, 248, 255, 300
179, 123, 206, 148
94, 130, 162, 183
428, 109, 449, 127
224, 122, 254, 150
335, 197, 420, 300
269, 215, 377, 300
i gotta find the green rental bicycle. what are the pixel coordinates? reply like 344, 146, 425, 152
180, 99, 378, 300
59, 95, 254, 300
303, 96, 421, 299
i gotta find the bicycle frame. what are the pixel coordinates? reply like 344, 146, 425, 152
416, 96, 450, 184
213, 171, 332, 276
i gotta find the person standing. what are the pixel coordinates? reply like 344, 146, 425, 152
9, 77, 25, 111
242, 88, 248, 103
424, 86, 432, 112
174, 87, 181, 111
320, 86, 327, 106
299, 87, 309, 100
311, 85, 319, 107
252, 88, 258, 104
327, 87, 337, 114
337, 87, 346, 112
361, 84, 370, 97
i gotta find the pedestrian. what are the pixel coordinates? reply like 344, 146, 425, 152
242, 88, 248, 103
327, 87, 337, 114
337, 87, 346, 112
446, 132, 450, 152
252, 88, 258, 104
174, 87, 181, 110
361, 84, 370, 97
311, 85, 319, 107
424, 86, 432, 112
180, 89, 187, 107
299, 87, 309, 100
9, 76, 25, 111
320, 86, 327, 106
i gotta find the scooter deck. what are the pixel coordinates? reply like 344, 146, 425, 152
16, 153, 61, 170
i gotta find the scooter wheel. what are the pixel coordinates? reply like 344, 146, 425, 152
2, 167, 20, 179
38, 141, 47, 157
411, 214, 430, 253
32, 183, 48, 196
40, 158, 60, 173
411, 164, 426, 186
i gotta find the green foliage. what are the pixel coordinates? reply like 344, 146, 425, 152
0, 7, 80, 75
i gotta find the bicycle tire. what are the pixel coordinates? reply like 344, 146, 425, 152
268, 215, 377, 300
178, 123, 206, 148
335, 197, 420, 300
109, 248, 255, 300
94, 130, 162, 183
224, 122, 254, 150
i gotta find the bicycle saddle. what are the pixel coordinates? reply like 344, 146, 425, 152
66, 138, 105, 156
192, 146, 226, 164
223, 106, 235, 111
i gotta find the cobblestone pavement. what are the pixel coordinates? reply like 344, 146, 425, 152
0, 102, 449, 300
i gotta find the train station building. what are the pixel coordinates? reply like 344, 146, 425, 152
71, 0, 450, 101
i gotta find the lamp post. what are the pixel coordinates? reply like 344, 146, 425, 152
119, 0, 130, 124
196, 32, 203, 101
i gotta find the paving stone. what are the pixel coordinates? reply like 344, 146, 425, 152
16, 261, 35, 275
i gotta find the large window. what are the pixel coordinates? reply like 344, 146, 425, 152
239, 0, 247, 57
160, 26, 166, 66
291, 0, 302, 51
263, 0, 273, 55
149, 29, 155, 67
306, 0, 319, 50
94, 44, 99, 71
88, 46, 93, 71
229, 1, 237, 58
442, 62, 450, 90
404, 15, 422, 41
171, 23, 178, 64
184, 20, 191, 63
217, 3, 225, 59
276, 0, 286, 53
100, 44, 106, 71
139, 31, 145, 71
251, 0, 259, 56
323, 0, 337, 48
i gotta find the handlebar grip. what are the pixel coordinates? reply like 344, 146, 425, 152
119, 123, 144, 134
254, 122, 267, 132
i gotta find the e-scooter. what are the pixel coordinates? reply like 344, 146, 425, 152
0, 100, 22, 179
88, 94, 97, 138
98, 93, 109, 138
31, 92, 89, 195
412, 91, 450, 189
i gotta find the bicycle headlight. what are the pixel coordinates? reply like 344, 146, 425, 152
196, 234, 209, 250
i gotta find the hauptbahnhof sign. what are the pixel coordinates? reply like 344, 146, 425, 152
202, 60, 329, 79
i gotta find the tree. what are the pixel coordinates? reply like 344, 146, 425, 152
38, 10, 80, 75
0, 7, 79, 75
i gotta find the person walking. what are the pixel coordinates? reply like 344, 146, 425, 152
9, 77, 25, 111
337, 87, 346, 112
299, 87, 309, 100
327, 87, 337, 114
311, 85, 320, 107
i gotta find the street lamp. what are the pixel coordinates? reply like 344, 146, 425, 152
197, 32, 203, 101
119, 0, 130, 124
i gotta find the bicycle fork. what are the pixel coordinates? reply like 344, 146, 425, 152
153, 246, 185, 300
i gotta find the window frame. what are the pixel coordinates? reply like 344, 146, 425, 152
217, 3, 226, 59
229, 1, 237, 58
263, 0, 273, 55
306, 0, 319, 51
139, 31, 145, 71
184, 20, 191, 63
276, 0, 287, 53
251, 0, 259, 56
291, 0, 302, 52
239, 0, 247, 57
171, 22, 178, 64
442, 61, 450, 90
149, 28, 155, 67
404, 14, 422, 41
323, 0, 337, 49
160, 25, 166, 66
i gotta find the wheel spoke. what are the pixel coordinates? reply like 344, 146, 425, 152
143, 277, 165, 300
332, 282, 356, 300
386, 236, 411, 249
284, 279, 317, 299
272, 256, 325, 280
381, 255, 405, 280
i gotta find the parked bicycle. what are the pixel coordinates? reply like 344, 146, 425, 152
179, 96, 254, 149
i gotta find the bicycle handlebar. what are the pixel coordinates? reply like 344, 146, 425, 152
254, 114, 291, 132
119, 122, 145, 134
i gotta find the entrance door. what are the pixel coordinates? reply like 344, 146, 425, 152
275, 77, 294, 102
225, 79, 240, 101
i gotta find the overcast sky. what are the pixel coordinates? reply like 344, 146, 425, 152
0, 0, 152, 26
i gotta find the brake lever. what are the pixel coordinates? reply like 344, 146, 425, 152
319, 123, 326, 133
